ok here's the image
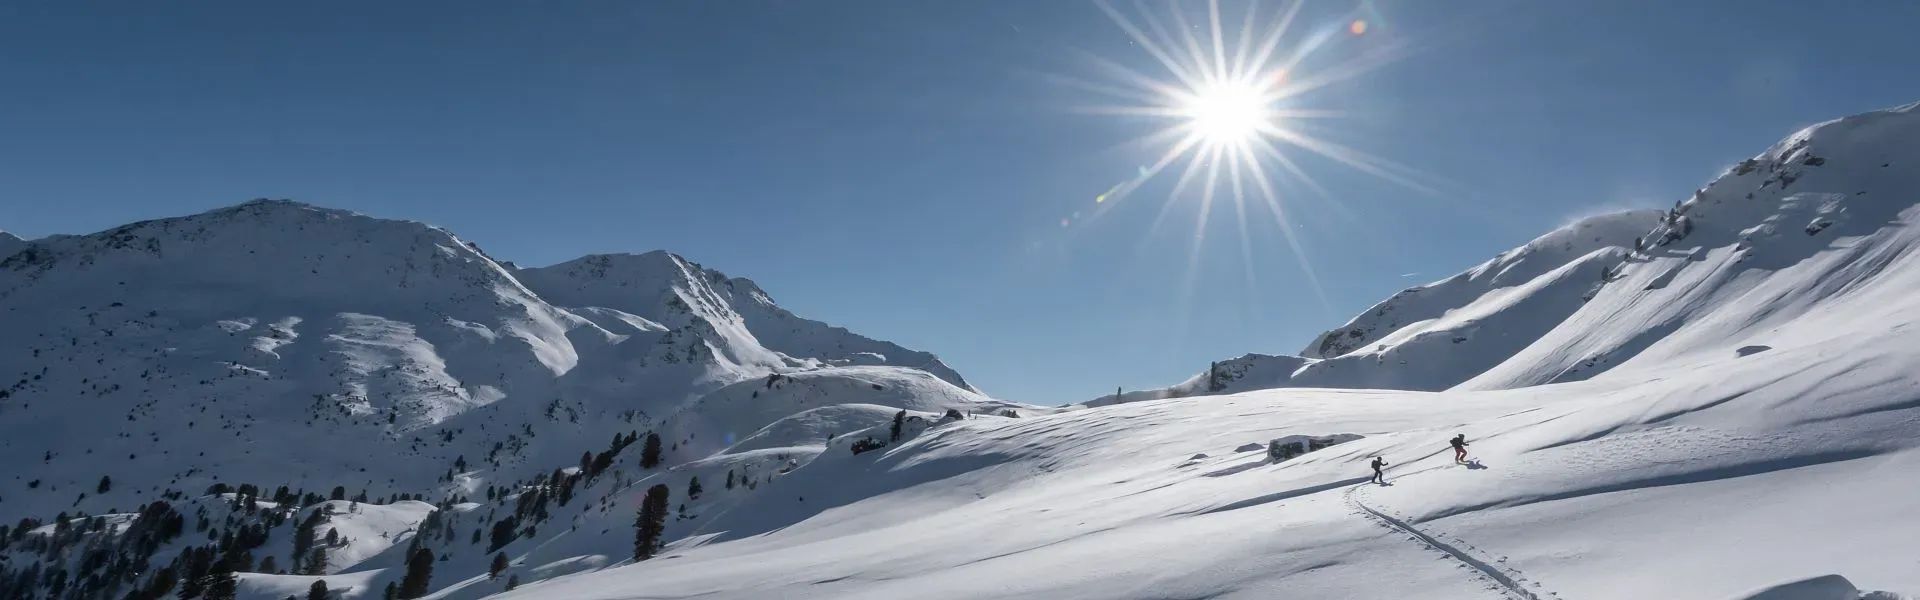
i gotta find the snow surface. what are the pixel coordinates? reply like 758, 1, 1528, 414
476, 102, 1920, 599
0, 200, 1012, 599
0, 200, 988, 522
8, 100, 1920, 599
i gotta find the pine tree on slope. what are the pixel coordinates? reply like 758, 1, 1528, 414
633, 484, 670, 560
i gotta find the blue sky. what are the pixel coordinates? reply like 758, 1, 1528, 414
3, 1, 1918, 403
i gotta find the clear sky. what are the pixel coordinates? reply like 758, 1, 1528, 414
3, 1, 1918, 404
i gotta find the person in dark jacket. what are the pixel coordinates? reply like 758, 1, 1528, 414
1450, 434, 1469, 463
1370, 456, 1388, 484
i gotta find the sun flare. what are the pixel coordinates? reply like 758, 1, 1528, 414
1064, 0, 1433, 315
1181, 79, 1274, 145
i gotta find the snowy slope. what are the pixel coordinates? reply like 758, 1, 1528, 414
1083, 352, 1312, 406
10, 99, 1920, 600
1303, 209, 1663, 361
0, 200, 598, 519
490, 338, 1920, 599
654, 366, 1026, 461
0, 231, 24, 260
515, 253, 974, 393
1103, 103, 1920, 401
1088, 210, 1665, 403
1461, 100, 1920, 390
0, 200, 1011, 600
482, 102, 1920, 599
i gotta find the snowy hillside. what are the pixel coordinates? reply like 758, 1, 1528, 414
1304, 209, 1664, 361
1100, 102, 1920, 401
0, 231, 24, 260
7, 99, 1920, 600
0, 200, 1006, 600
1086, 210, 1668, 404
522, 254, 971, 391
514, 252, 974, 400
478, 102, 1920, 599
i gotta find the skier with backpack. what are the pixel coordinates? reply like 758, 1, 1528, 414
1450, 434, 1469, 463
1370, 456, 1388, 484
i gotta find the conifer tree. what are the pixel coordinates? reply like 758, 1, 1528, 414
397, 548, 433, 599
490, 552, 510, 579
306, 580, 330, 600
891, 410, 906, 442
640, 433, 663, 469
304, 546, 329, 576
632, 484, 670, 560
202, 564, 238, 600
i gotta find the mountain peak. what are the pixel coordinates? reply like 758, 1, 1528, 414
0, 230, 23, 259
519, 250, 975, 391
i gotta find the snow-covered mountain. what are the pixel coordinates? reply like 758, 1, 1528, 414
476, 102, 1920, 599
8, 99, 1920, 600
0, 200, 1008, 600
513, 251, 974, 400
1097, 102, 1920, 403
0, 231, 25, 260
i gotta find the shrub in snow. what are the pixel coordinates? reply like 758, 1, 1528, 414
1267, 434, 1362, 462
850, 437, 887, 455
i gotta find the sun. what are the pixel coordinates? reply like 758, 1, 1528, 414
1060, 0, 1434, 317
1181, 79, 1273, 144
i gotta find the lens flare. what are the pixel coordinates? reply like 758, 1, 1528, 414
1061, 0, 1441, 320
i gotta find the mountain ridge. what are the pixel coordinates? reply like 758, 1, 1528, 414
7, 99, 1920, 599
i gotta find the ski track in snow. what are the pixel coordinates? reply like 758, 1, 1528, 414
1346, 479, 1550, 600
